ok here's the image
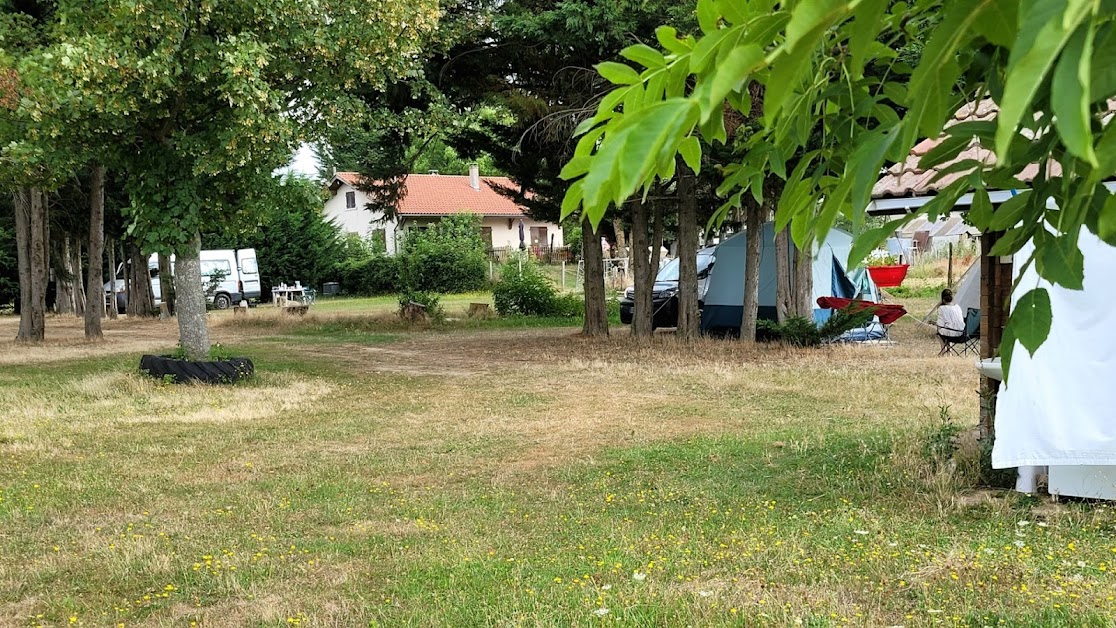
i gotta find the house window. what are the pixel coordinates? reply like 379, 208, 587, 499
345, 191, 356, 210
480, 227, 493, 249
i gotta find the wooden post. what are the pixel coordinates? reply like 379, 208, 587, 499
947, 242, 954, 289
978, 231, 1013, 440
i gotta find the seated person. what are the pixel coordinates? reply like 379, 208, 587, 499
936, 289, 965, 338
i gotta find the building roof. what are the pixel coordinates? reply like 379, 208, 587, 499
872, 100, 1060, 199
331, 172, 528, 218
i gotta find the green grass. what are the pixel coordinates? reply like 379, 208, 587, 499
1, 312, 1114, 626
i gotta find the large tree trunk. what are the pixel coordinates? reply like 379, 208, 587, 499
775, 226, 792, 323
581, 220, 609, 337
176, 232, 210, 360
13, 189, 34, 341
158, 252, 176, 317
26, 187, 48, 341
676, 157, 700, 342
740, 203, 766, 341
105, 237, 118, 320
612, 217, 627, 261
629, 198, 654, 339
85, 165, 105, 338
793, 239, 814, 319
126, 243, 155, 317
56, 237, 75, 315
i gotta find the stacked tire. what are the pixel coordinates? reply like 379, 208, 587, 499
139, 355, 254, 384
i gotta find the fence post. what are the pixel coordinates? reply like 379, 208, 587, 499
561, 261, 566, 291
518, 257, 522, 276
947, 243, 954, 289
489, 260, 494, 281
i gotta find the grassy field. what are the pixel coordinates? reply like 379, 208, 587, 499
1, 296, 1114, 627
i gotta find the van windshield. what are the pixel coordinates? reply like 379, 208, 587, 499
655, 253, 714, 282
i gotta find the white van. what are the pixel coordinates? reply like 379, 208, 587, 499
105, 248, 260, 311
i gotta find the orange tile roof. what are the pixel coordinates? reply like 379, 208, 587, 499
332, 172, 528, 217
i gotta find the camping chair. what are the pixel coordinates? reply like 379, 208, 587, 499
815, 297, 907, 343
938, 307, 980, 356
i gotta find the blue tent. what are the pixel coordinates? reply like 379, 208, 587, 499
700, 223, 881, 334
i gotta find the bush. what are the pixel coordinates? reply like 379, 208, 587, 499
493, 258, 559, 316
755, 306, 876, 346
338, 255, 399, 296
398, 215, 488, 293
397, 289, 444, 322
551, 293, 585, 318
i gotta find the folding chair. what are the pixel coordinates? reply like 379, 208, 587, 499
938, 307, 980, 356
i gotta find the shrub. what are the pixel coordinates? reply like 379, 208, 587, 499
493, 258, 559, 316
397, 289, 444, 322
398, 215, 488, 293
551, 293, 584, 318
755, 306, 875, 346
777, 316, 822, 346
338, 255, 399, 296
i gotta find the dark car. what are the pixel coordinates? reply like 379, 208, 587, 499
620, 248, 716, 329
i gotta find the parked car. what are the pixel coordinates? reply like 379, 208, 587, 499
620, 247, 716, 328
105, 248, 260, 312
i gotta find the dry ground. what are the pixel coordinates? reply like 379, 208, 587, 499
1, 308, 1111, 627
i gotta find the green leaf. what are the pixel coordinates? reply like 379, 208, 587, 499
972, 0, 1019, 47
560, 179, 584, 221
905, 0, 974, 137
596, 62, 642, 86
920, 178, 972, 221
702, 44, 764, 119
784, 0, 848, 51
919, 133, 974, 171
697, 0, 722, 34
999, 320, 1016, 382
1010, 288, 1052, 356
1051, 23, 1098, 166
995, 0, 1092, 161
678, 136, 702, 175
847, 123, 901, 215
987, 222, 1038, 256
1090, 23, 1116, 101
716, 0, 749, 24
969, 187, 994, 226
846, 215, 917, 269
1097, 191, 1116, 246
847, 0, 887, 79
989, 190, 1032, 230
1036, 226, 1085, 289
559, 156, 591, 180
690, 27, 730, 73
656, 26, 693, 55
621, 44, 667, 70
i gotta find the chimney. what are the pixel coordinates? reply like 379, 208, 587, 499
468, 163, 480, 191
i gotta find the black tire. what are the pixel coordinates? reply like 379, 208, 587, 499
213, 293, 232, 310
139, 354, 254, 384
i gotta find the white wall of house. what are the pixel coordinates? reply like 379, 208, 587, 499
400, 216, 563, 250
322, 182, 400, 254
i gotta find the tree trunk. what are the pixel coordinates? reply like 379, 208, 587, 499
581, 220, 609, 337
676, 157, 700, 342
106, 236, 118, 319
794, 238, 814, 319
630, 198, 654, 339
612, 217, 627, 261
775, 226, 792, 323
126, 243, 155, 317
13, 189, 34, 341
741, 203, 766, 341
73, 239, 86, 316
175, 232, 210, 360
85, 164, 105, 338
27, 187, 48, 341
158, 252, 176, 317
56, 237, 75, 315
650, 200, 664, 273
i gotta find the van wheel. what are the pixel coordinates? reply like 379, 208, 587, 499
214, 294, 232, 309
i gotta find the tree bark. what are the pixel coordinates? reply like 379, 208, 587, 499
13, 189, 34, 341
73, 239, 86, 316
85, 164, 106, 338
56, 237, 75, 315
793, 238, 814, 319
775, 226, 792, 323
581, 220, 609, 337
158, 252, 176, 317
650, 200, 664, 274
612, 217, 627, 261
126, 243, 155, 317
27, 187, 47, 341
106, 236, 118, 319
176, 232, 210, 360
630, 198, 654, 339
741, 203, 766, 341
676, 157, 700, 342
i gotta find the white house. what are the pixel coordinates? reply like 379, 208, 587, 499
324, 165, 563, 255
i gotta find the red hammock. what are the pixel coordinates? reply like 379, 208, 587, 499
816, 297, 907, 325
